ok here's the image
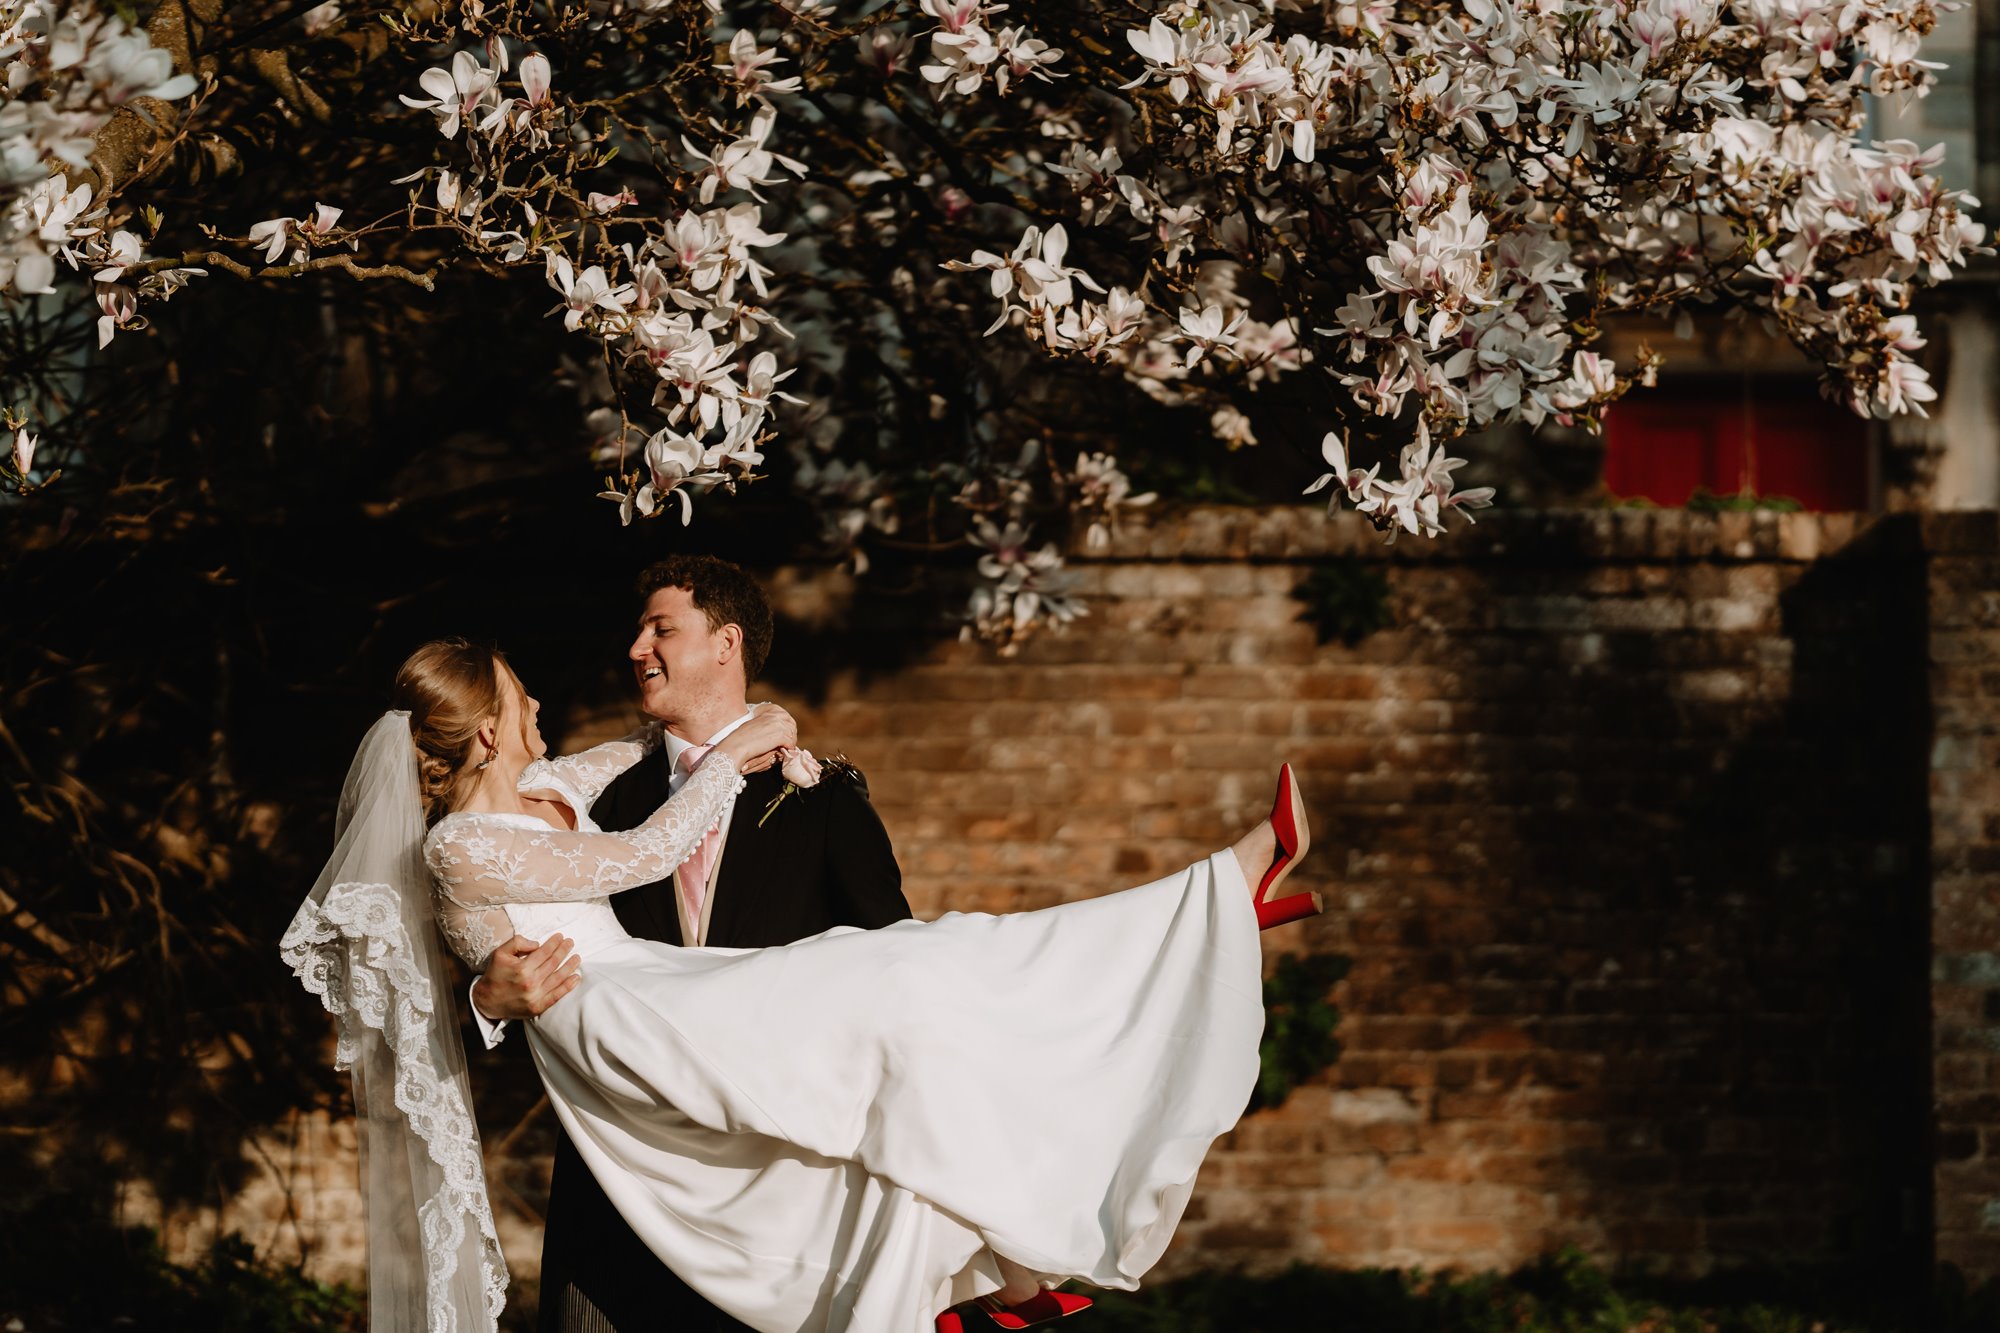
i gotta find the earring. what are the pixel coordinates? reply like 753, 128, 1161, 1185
475, 746, 495, 771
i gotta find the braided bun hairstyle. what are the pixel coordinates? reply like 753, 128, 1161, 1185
391, 637, 509, 826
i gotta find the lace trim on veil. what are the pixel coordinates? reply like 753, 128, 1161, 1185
282, 880, 509, 1333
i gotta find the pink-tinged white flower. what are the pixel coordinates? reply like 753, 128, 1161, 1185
1175, 301, 1245, 367
399, 50, 495, 139
1318, 292, 1391, 362
11, 426, 36, 477
1210, 404, 1258, 448
1551, 350, 1620, 411
639, 429, 709, 523
78, 23, 199, 103
729, 349, 802, 419
518, 52, 551, 106
923, 23, 1000, 97
1064, 451, 1156, 550
965, 517, 1085, 651
599, 429, 725, 526
717, 29, 802, 104
643, 323, 740, 430
588, 188, 638, 215
682, 107, 806, 204
4, 177, 100, 293
1125, 18, 1192, 103
1871, 352, 1936, 419
1369, 420, 1494, 538
943, 223, 1103, 319
991, 27, 1063, 95
921, 0, 992, 37
247, 216, 293, 264
94, 281, 136, 347
545, 252, 633, 331
704, 413, 767, 475
659, 210, 731, 290
301, 2, 342, 35
301, 202, 342, 238
1303, 431, 1383, 511
89, 228, 142, 282
245, 203, 339, 265
862, 29, 916, 78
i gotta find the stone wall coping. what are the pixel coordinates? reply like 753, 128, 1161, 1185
1086, 505, 1990, 565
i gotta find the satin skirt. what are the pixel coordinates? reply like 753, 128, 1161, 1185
524, 852, 1266, 1333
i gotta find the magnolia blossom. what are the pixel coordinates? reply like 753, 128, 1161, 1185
94, 281, 135, 347
1304, 433, 1383, 514
10, 425, 34, 477
1210, 404, 1258, 449
790, 446, 899, 572
599, 428, 734, 525
718, 29, 802, 104
939, 0, 1984, 560
684, 107, 805, 204
247, 204, 342, 265
965, 518, 1085, 654
400, 50, 496, 139
2, 0, 1986, 660
1064, 452, 1156, 551
546, 252, 633, 332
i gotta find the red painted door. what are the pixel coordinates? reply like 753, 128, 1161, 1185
1602, 378, 1871, 511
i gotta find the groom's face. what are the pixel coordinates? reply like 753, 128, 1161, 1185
629, 586, 734, 722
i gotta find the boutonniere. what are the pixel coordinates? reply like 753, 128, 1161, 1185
758, 749, 860, 826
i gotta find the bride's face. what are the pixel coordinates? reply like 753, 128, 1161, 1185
494, 664, 549, 766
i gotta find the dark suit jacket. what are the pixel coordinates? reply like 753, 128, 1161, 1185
538, 751, 909, 1333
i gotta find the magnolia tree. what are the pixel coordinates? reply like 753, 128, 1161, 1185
0, 0, 1986, 649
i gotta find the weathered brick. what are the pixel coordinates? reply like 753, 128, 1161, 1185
172, 508, 1993, 1297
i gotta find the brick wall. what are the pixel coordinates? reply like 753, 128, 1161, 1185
1928, 512, 2000, 1281
795, 507, 1938, 1293
178, 506, 1993, 1310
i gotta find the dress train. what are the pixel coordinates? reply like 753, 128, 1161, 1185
525, 851, 1265, 1333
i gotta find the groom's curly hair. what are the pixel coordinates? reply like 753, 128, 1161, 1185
636, 555, 775, 681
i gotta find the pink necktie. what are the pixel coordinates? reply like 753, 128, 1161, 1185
675, 744, 722, 938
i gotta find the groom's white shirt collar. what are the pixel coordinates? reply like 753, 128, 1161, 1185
470, 706, 758, 1050
662, 707, 756, 771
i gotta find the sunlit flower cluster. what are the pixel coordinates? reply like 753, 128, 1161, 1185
1, 0, 1984, 653
0, 0, 203, 327
946, 0, 1984, 563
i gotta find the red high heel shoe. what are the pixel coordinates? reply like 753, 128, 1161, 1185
1255, 763, 1321, 930
935, 1290, 1093, 1330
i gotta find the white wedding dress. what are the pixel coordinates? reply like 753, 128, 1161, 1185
422, 726, 1267, 1333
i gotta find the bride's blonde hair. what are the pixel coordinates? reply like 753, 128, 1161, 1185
392, 637, 511, 826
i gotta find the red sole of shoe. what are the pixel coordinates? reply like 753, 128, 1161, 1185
936, 1315, 965, 1333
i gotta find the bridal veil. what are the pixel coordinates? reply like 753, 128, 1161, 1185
280, 711, 507, 1333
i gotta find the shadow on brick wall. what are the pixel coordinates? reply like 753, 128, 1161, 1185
1375, 514, 1932, 1314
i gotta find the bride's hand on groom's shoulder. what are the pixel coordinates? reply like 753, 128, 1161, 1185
471, 934, 581, 1022
716, 703, 797, 773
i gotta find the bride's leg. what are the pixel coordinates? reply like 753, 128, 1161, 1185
1228, 818, 1277, 890
956, 1257, 1093, 1329
993, 1255, 1041, 1304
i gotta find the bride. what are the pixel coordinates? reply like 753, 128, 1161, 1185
283, 638, 1321, 1333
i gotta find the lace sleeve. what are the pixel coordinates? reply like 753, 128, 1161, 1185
529, 722, 660, 807
426, 756, 743, 907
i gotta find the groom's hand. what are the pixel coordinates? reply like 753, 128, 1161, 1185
471, 934, 581, 1022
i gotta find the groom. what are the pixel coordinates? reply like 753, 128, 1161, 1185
470, 554, 912, 1333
